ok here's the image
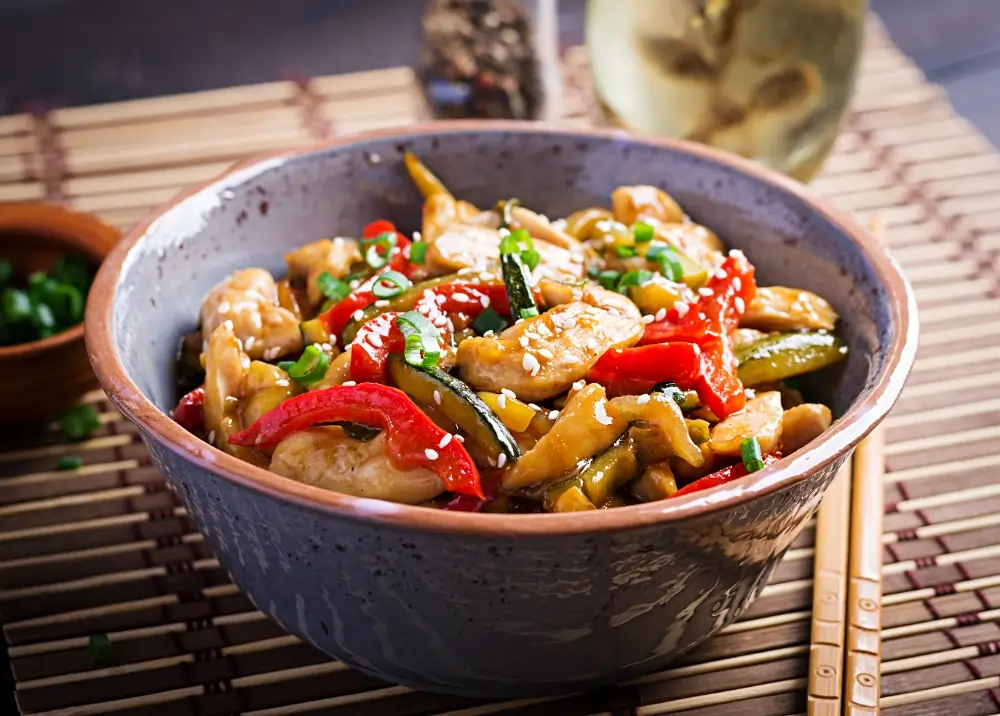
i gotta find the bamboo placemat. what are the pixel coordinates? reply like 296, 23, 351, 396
2, 15, 1000, 715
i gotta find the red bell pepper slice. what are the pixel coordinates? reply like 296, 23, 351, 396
364, 219, 413, 277
229, 384, 483, 497
173, 386, 205, 430
587, 343, 702, 398
320, 290, 376, 345
673, 453, 781, 498
350, 311, 406, 384
442, 470, 502, 511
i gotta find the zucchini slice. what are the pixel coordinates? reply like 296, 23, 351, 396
736, 332, 848, 387
500, 252, 538, 319
386, 354, 519, 465
652, 382, 700, 412
578, 430, 640, 507
340, 274, 467, 345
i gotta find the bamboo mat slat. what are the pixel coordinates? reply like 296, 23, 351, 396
3, 14, 1000, 716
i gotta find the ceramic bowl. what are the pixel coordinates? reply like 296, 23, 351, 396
85, 122, 917, 698
0, 203, 119, 423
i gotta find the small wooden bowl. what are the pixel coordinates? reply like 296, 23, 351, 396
0, 203, 120, 423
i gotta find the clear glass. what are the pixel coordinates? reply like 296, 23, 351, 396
586, 0, 867, 182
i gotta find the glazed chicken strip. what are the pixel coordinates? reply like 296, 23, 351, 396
270, 428, 445, 504
709, 391, 785, 457
458, 286, 643, 402
201, 268, 302, 361
654, 222, 727, 266
611, 185, 685, 225
428, 224, 585, 280
742, 286, 838, 332
202, 323, 268, 467
781, 403, 833, 454
606, 393, 704, 468
285, 238, 362, 307
507, 205, 581, 249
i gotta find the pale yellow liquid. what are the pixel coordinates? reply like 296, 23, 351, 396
586, 0, 866, 182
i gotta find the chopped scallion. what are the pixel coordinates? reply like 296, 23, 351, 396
395, 311, 442, 368
57, 456, 83, 471
59, 404, 102, 441
472, 307, 508, 335
633, 221, 655, 243
615, 245, 637, 258
616, 270, 655, 293
647, 244, 684, 282
316, 272, 351, 303
498, 198, 520, 229
283, 345, 331, 385
371, 270, 412, 299
740, 436, 766, 473
520, 248, 541, 271
360, 232, 396, 270
519, 307, 539, 319
597, 270, 621, 290
1, 288, 31, 323
409, 241, 429, 265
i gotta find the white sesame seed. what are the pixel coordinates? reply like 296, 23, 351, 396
637, 394, 650, 405
458, 267, 477, 275
733, 277, 742, 291
641, 314, 655, 324
515, 318, 524, 325
528, 403, 541, 410
417, 305, 430, 315
729, 249, 745, 259
497, 394, 508, 410
368, 333, 383, 348
548, 410, 560, 420
480, 295, 490, 308
538, 348, 554, 360
483, 330, 495, 337
349, 280, 360, 290
341, 381, 357, 387
675, 301, 690, 318
240, 354, 251, 370
208, 430, 216, 443
479, 272, 494, 281
424, 448, 439, 460
713, 269, 728, 280
223, 319, 234, 331
586, 338, 598, 351
352, 309, 364, 321
744, 388, 756, 399
501, 388, 516, 399
412, 231, 422, 241
572, 380, 585, 391
244, 336, 256, 351
264, 346, 281, 361
654, 308, 667, 322
697, 312, 707, 321
375, 300, 389, 308
455, 434, 465, 443
531, 363, 541, 376
522, 353, 540, 374
497, 453, 507, 468
217, 301, 231, 313
438, 433, 453, 449
594, 400, 613, 426
699, 287, 714, 297
433, 390, 442, 406
519, 336, 530, 348
735, 297, 746, 313
453, 293, 470, 303
433, 315, 448, 327
276, 379, 290, 387
321, 343, 333, 352
525, 331, 540, 340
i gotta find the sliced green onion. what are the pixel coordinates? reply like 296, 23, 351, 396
52, 255, 92, 293
472, 307, 508, 335
519, 307, 539, 319
364, 243, 390, 269
361, 232, 396, 270
2, 288, 31, 322
316, 272, 351, 303
409, 241, 429, 265
395, 310, 442, 368
647, 244, 684, 282
615, 245, 637, 258
371, 270, 412, 299
31, 303, 57, 337
740, 436, 766, 473
597, 270, 621, 290
633, 221, 655, 243
59, 404, 102, 441
277, 360, 294, 372
520, 248, 541, 271
498, 198, 520, 229
499, 228, 539, 270
651, 382, 700, 411
52, 283, 85, 324
616, 270, 655, 293
284, 345, 331, 385
57, 456, 83, 471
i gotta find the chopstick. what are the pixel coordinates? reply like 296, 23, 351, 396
807, 214, 887, 715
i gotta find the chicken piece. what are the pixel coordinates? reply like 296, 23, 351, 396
270, 428, 445, 504
564, 207, 613, 241
202, 323, 268, 467
201, 268, 303, 361
311, 347, 353, 390
630, 462, 679, 502
427, 224, 585, 281
285, 238, 362, 307
607, 393, 704, 468
457, 290, 643, 402
611, 185, 685, 225
709, 391, 784, 457
508, 205, 581, 249
653, 222, 727, 266
781, 403, 832, 454
241, 361, 299, 428
537, 279, 641, 316
502, 384, 625, 491
743, 287, 838, 332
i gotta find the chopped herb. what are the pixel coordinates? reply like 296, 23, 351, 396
472, 307, 508, 335
316, 272, 351, 303
597, 270, 621, 290
409, 241, 429, 265
371, 270, 412, 299
633, 221, 655, 243
740, 437, 766, 473
615, 245, 637, 258
647, 245, 684, 282
616, 270, 655, 293
59, 404, 102, 441
56, 456, 83, 471
395, 311, 442, 368
282, 345, 330, 386
520, 307, 540, 319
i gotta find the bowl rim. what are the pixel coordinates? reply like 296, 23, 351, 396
85, 120, 919, 536
0, 202, 118, 360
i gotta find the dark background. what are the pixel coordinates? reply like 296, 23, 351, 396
0, 0, 998, 713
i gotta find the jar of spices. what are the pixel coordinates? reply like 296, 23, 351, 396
420, 0, 561, 121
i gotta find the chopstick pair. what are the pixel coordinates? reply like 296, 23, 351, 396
807, 217, 887, 715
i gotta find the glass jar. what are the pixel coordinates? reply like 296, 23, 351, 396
586, 0, 866, 182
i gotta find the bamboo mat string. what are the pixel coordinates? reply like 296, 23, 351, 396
287, 73, 334, 142
27, 104, 67, 203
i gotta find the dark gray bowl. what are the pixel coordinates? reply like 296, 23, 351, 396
86, 122, 917, 698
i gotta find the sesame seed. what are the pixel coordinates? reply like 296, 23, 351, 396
480, 295, 490, 308
654, 308, 667, 322
424, 448, 439, 460
412, 231, 422, 241
264, 346, 281, 360
223, 319, 234, 331
244, 336, 256, 351
522, 353, 540, 374
538, 348, 554, 360
321, 343, 333, 352
455, 434, 465, 443
699, 287, 714, 297
433, 315, 448, 327
352, 309, 364, 321
637, 394, 650, 405
519, 336, 530, 348
217, 301, 231, 313
349, 280, 360, 290
208, 430, 216, 443
733, 277, 742, 291
342, 380, 357, 387
713, 269, 728, 280
501, 388, 516, 399
433, 390, 442, 406
594, 400, 613, 426
458, 267, 477, 275
453, 293, 470, 303
572, 380, 585, 391
375, 300, 390, 308
735, 297, 745, 313
497, 453, 507, 468
729, 249, 745, 259
438, 434, 453, 449
548, 410, 560, 420
483, 330, 495, 337
697, 312, 707, 321
497, 394, 508, 410
586, 338, 598, 351
276, 379, 290, 387
528, 403, 541, 410
525, 331, 540, 340
369, 333, 383, 348
744, 388, 756, 399
515, 318, 524, 325
641, 315, 655, 324
675, 302, 690, 318
479, 272, 494, 281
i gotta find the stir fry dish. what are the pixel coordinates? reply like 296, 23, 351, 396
171, 154, 847, 513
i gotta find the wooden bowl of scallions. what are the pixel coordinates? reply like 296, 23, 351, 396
0, 203, 119, 424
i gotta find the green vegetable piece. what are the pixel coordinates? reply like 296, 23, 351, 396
395, 310, 442, 368
499, 251, 538, 320
616, 245, 637, 258
596, 270, 621, 290
88, 634, 113, 666
633, 221, 655, 243
651, 382, 700, 411
0, 260, 12, 288
741, 436, 765, 473
59, 404, 102, 441
371, 270, 412, 299
646, 244, 683, 282
52, 255, 93, 293
2, 288, 32, 323
736, 332, 848, 387
409, 241, 429, 264
616, 270, 654, 294
31, 302, 57, 337
316, 272, 350, 303
472, 306, 508, 335
284, 345, 331, 385
579, 431, 640, 506
57, 456, 83, 471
